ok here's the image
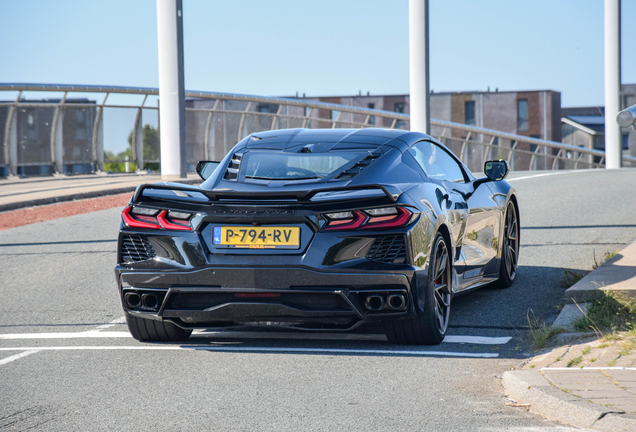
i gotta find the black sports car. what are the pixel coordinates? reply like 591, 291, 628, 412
115, 128, 519, 345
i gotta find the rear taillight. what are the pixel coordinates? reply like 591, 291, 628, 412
323, 206, 415, 231
363, 207, 412, 229
122, 206, 192, 231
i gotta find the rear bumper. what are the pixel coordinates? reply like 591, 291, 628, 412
116, 266, 417, 330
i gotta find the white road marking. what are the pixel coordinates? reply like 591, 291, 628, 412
508, 169, 595, 182
0, 331, 511, 345
444, 335, 511, 344
0, 349, 39, 366
94, 317, 126, 331
192, 330, 388, 341
0, 346, 499, 358
541, 367, 636, 371
0, 331, 132, 339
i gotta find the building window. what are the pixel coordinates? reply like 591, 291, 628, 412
394, 103, 406, 129
623, 134, 629, 150
304, 106, 311, 117
465, 101, 475, 126
626, 95, 636, 109
330, 110, 340, 121
517, 99, 529, 131
368, 103, 375, 125
257, 105, 270, 113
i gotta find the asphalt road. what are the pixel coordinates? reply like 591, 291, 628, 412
1, 169, 635, 431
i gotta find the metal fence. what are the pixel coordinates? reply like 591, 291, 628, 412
2, 83, 634, 177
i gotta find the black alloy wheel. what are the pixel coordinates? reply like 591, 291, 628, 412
497, 201, 519, 288
383, 232, 451, 345
431, 236, 452, 334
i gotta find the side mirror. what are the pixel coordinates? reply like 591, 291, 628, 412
465, 160, 510, 200
484, 160, 509, 181
196, 161, 221, 181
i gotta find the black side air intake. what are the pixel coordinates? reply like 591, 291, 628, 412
366, 235, 407, 264
224, 152, 243, 181
334, 151, 381, 180
121, 235, 156, 263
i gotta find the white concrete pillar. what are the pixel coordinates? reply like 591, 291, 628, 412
409, 0, 430, 134
604, 0, 621, 168
157, 0, 186, 179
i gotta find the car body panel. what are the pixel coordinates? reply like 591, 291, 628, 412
115, 128, 518, 332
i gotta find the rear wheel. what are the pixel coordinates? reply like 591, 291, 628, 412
383, 232, 451, 345
496, 201, 519, 288
125, 312, 192, 342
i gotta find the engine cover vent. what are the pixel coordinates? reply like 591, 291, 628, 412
224, 152, 243, 181
121, 235, 156, 263
366, 235, 407, 264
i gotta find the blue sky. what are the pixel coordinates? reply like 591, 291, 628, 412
0, 0, 634, 107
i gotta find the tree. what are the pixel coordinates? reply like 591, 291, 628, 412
103, 124, 159, 172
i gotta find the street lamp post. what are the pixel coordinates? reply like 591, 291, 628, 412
604, 0, 621, 169
409, 0, 430, 135
157, 0, 187, 180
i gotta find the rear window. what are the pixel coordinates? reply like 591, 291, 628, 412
241, 151, 360, 181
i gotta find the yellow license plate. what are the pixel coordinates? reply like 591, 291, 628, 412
213, 226, 300, 249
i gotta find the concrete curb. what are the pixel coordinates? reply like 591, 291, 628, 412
502, 370, 636, 431
0, 178, 200, 213
564, 238, 636, 304
549, 237, 636, 331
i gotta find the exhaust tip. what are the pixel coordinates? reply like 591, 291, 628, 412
142, 293, 159, 309
125, 292, 141, 308
365, 295, 385, 311
387, 294, 406, 310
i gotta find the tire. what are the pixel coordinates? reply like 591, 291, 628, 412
495, 201, 519, 288
125, 312, 192, 342
383, 232, 452, 345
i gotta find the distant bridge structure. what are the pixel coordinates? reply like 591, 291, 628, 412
2, 84, 634, 177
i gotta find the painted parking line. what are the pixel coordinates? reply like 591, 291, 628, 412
507, 169, 595, 182
0, 345, 500, 358
93, 316, 127, 331
0, 331, 132, 339
541, 367, 636, 371
0, 331, 511, 345
0, 349, 40, 366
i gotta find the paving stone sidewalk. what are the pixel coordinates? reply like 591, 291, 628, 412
504, 336, 636, 431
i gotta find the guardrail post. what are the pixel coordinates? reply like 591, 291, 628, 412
271, 104, 283, 130
132, 94, 148, 172
92, 93, 108, 173
237, 101, 252, 142
302, 108, 313, 128
3, 91, 21, 177
50, 92, 67, 175
203, 99, 219, 160
331, 111, 342, 129
133, 106, 144, 172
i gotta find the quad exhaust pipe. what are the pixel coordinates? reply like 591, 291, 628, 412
125, 292, 160, 310
364, 293, 406, 312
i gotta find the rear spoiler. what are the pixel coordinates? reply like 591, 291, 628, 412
131, 182, 403, 204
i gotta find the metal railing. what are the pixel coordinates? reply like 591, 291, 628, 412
2, 83, 634, 177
